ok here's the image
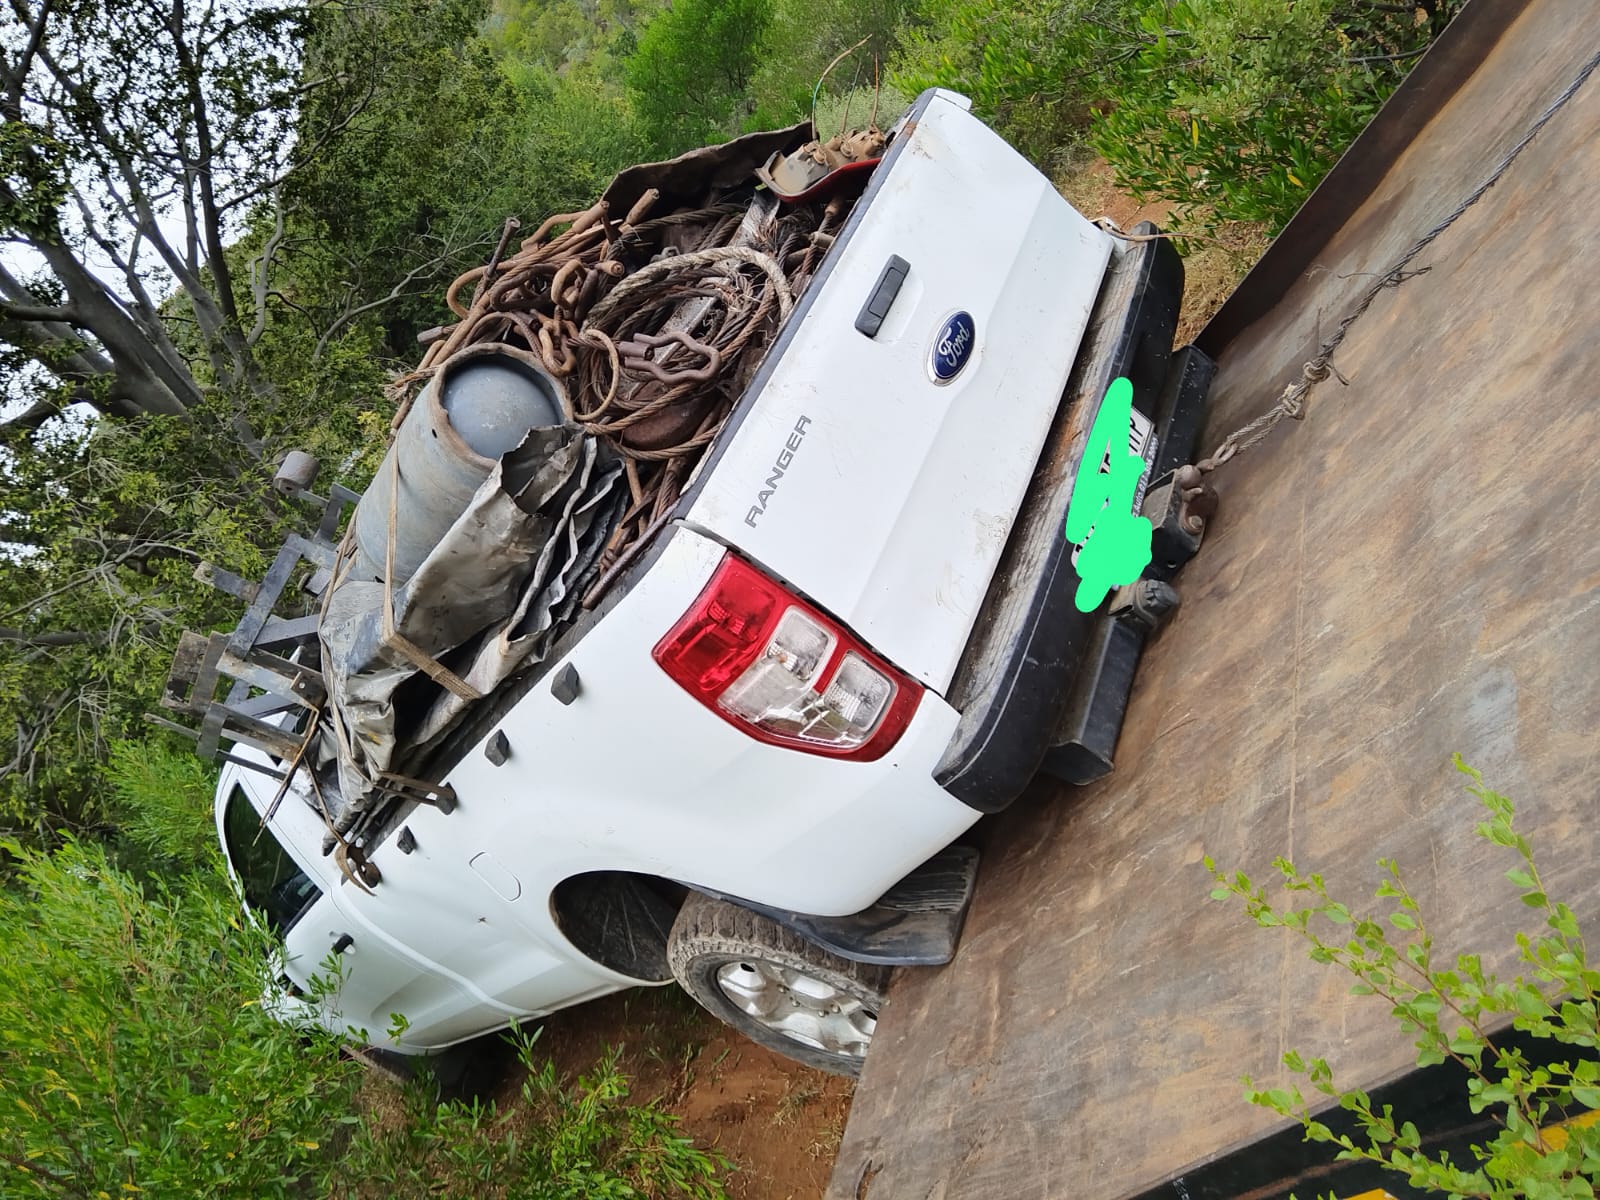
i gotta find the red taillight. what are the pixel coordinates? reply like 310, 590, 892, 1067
653, 554, 921, 761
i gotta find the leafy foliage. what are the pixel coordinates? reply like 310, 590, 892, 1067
894, 0, 1460, 232
0, 0, 555, 847
484, 0, 654, 77
745, 0, 916, 132
894, 0, 1129, 168
0, 410, 276, 843
0, 838, 361, 1197
625, 0, 773, 152
1089, 0, 1459, 234
341, 1029, 728, 1199
0, 838, 729, 1197
1206, 758, 1600, 1198
285, 0, 527, 354
106, 738, 222, 873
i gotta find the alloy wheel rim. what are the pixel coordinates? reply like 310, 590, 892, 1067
714, 959, 877, 1058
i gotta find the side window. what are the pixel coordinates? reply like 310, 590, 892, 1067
221, 785, 321, 935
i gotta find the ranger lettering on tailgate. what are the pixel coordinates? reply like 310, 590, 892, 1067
745, 415, 812, 527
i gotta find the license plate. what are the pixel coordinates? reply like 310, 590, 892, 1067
1070, 405, 1156, 568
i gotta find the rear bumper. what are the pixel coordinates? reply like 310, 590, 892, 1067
932, 231, 1212, 811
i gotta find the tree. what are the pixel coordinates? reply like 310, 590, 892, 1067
278, 0, 524, 361
746, 0, 916, 130
0, 0, 310, 446
0, 403, 275, 843
624, 0, 773, 153
0, 0, 528, 443
0, 0, 519, 844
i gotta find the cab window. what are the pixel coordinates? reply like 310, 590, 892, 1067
221, 785, 320, 935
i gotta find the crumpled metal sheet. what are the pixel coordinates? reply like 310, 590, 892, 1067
601, 122, 812, 220
406, 439, 622, 755
319, 424, 620, 812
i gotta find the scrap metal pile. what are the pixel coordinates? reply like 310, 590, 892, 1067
406, 123, 885, 583
163, 122, 890, 870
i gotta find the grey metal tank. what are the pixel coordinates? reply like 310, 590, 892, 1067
348, 345, 567, 588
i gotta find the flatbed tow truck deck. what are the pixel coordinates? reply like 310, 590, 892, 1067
827, 0, 1600, 1195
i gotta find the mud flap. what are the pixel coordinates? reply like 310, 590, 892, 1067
700, 845, 982, 968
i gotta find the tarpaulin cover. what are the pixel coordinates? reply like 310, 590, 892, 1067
319, 425, 620, 815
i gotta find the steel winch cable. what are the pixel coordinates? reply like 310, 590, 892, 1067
1188, 45, 1600, 477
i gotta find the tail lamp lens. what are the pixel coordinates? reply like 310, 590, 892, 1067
653, 554, 920, 760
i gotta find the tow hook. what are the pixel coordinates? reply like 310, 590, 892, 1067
1140, 464, 1219, 581
1118, 578, 1181, 633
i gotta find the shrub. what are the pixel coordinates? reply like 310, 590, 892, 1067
339, 1028, 728, 1199
106, 738, 221, 874
745, 0, 917, 131
893, 0, 1129, 170
625, 0, 773, 153
1207, 758, 1600, 1197
895, 0, 1460, 233
0, 838, 729, 1198
0, 839, 359, 1197
1090, 0, 1460, 234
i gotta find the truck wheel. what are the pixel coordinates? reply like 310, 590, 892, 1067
666, 892, 890, 1078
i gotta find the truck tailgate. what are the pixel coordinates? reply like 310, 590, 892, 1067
682, 90, 1114, 691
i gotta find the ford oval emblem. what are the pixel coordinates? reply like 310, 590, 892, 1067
928, 311, 976, 384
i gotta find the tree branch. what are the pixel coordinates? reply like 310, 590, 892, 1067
0, 264, 164, 426
0, 296, 77, 323
312, 251, 457, 361
0, 262, 107, 358
246, 192, 286, 347
0, 395, 63, 430
71, 185, 160, 321
2, 0, 56, 121
0, 626, 108, 647
26, 33, 235, 371
219, 67, 381, 216
2, 0, 54, 110
66, 185, 198, 396
26, 239, 197, 417
0, 688, 71, 799
1345, 46, 1430, 63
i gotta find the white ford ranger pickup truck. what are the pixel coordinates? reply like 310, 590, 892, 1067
198, 88, 1215, 1077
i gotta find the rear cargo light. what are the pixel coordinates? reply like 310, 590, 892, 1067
653, 554, 921, 760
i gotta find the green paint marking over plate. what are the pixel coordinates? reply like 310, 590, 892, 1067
1064, 376, 1154, 613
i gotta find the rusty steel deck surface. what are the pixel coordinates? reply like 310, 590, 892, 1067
828, 1, 1600, 1196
